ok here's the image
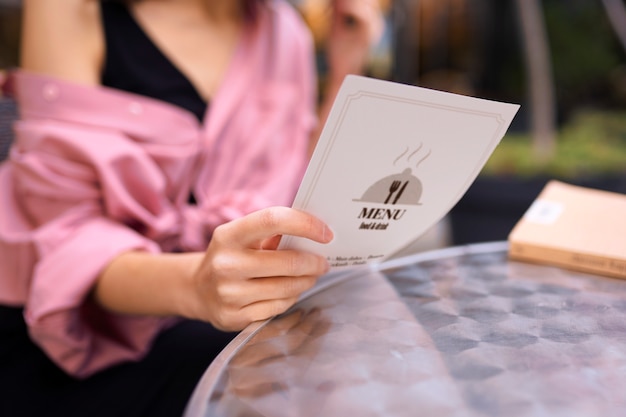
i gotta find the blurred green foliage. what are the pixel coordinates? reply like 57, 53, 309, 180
478, 0, 625, 121
543, 1, 625, 115
479, 1, 626, 180
483, 110, 626, 178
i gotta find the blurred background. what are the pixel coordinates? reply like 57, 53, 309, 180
295, 0, 626, 248
299, 0, 626, 249
1, 0, 625, 248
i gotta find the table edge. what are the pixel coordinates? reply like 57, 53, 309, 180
182, 240, 510, 417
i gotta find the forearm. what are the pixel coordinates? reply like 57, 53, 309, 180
93, 251, 203, 319
93, 207, 331, 332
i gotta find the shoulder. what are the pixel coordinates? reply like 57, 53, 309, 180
20, 0, 103, 86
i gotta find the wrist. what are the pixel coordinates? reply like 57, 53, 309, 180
175, 252, 205, 320
95, 251, 206, 319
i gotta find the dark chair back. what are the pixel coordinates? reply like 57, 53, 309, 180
0, 96, 17, 162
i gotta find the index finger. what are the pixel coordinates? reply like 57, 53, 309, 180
216, 207, 334, 248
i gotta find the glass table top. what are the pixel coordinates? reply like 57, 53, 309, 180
185, 242, 626, 417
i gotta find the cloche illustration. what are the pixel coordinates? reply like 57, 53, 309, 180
356, 168, 422, 205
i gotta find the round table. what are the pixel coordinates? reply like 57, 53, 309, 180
184, 241, 626, 417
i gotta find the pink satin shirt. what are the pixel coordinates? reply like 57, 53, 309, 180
0, 0, 316, 378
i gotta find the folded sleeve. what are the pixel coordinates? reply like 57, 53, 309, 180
4, 119, 182, 378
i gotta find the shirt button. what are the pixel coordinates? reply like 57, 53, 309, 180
129, 102, 143, 115
42, 84, 59, 101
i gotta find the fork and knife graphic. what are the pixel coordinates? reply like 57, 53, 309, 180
384, 180, 409, 205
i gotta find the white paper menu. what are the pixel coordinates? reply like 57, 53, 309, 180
279, 75, 520, 268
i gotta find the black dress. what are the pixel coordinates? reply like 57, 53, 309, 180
100, 1, 208, 122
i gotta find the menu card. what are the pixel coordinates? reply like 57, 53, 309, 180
279, 75, 520, 268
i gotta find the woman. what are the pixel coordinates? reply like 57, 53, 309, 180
0, 0, 382, 415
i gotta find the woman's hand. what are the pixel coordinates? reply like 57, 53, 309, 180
94, 207, 332, 332
325, 0, 385, 81
185, 207, 333, 331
